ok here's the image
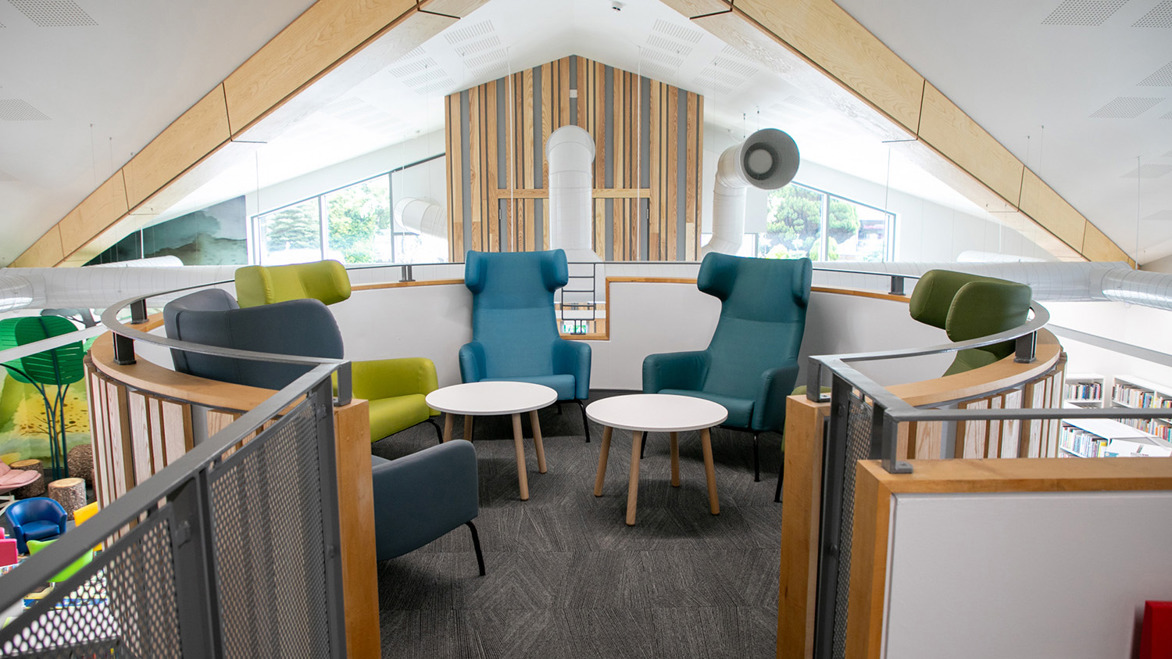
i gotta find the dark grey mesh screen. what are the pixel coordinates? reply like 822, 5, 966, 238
831, 393, 875, 659
0, 513, 180, 658
208, 399, 332, 659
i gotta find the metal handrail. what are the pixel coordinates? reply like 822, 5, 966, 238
0, 362, 339, 613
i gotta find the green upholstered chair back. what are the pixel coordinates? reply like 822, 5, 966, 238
699, 254, 813, 401
909, 269, 1033, 375
234, 260, 351, 308
464, 249, 568, 380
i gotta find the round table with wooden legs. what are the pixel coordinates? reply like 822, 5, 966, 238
588, 393, 728, 526
425, 381, 557, 501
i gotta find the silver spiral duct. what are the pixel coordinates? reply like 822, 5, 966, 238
0, 261, 240, 313
815, 260, 1172, 311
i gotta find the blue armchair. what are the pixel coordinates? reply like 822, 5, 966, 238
371, 440, 483, 575
5, 497, 68, 554
643, 253, 812, 485
459, 249, 593, 441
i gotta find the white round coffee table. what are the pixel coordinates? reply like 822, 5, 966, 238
587, 393, 728, 525
426, 381, 558, 501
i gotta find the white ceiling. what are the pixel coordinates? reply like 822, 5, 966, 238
1, 0, 1170, 265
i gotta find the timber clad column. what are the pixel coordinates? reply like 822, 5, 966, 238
445, 54, 704, 262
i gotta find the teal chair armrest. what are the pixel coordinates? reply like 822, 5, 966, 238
752, 362, 800, 433
350, 358, 439, 402
552, 339, 591, 400
459, 341, 487, 384
371, 441, 479, 561
642, 350, 709, 393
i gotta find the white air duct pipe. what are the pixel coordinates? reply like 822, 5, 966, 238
545, 125, 599, 261
395, 198, 446, 238
702, 128, 801, 256
0, 263, 240, 312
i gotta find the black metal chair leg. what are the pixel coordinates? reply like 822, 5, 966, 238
576, 399, 591, 443
774, 451, 784, 502
466, 521, 486, 576
753, 433, 761, 482
426, 417, 444, 444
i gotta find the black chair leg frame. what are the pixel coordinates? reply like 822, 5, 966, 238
576, 399, 591, 443
466, 521, 486, 576
426, 417, 444, 444
774, 452, 785, 503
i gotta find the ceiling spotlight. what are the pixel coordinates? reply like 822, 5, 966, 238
612, 1, 623, 11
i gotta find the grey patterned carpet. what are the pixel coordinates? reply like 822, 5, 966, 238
371, 391, 785, 659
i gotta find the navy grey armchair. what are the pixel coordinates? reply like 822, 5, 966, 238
643, 253, 812, 486
371, 440, 484, 574
459, 249, 593, 441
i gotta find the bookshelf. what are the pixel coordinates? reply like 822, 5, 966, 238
1110, 376, 1172, 440
1063, 374, 1104, 409
1059, 417, 1172, 459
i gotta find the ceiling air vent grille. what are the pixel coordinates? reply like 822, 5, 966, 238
1139, 60, 1172, 86
444, 20, 493, 45
1041, 0, 1127, 26
0, 99, 49, 121
8, 0, 96, 27
651, 19, 702, 44
1090, 96, 1162, 118
1133, 0, 1172, 27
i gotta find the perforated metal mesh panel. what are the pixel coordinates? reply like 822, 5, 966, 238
0, 514, 181, 658
208, 400, 332, 659
831, 393, 875, 659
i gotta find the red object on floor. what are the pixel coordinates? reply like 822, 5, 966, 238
1140, 601, 1172, 659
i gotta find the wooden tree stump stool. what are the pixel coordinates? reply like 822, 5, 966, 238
10, 459, 46, 498
67, 445, 94, 485
48, 478, 86, 519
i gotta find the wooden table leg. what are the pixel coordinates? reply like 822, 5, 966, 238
464, 415, 474, 441
530, 410, 547, 474
443, 414, 454, 443
593, 425, 613, 496
669, 431, 680, 487
511, 413, 529, 501
699, 428, 720, 515
626, 430, 644, 526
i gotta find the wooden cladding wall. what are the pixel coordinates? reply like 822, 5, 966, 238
445, 55, 703, 262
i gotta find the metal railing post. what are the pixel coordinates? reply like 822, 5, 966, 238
1015, 331, 1037, 363
169, 472, 226, 658
311, 381, 348, 658
889, 275, 905, 296
113, 332, 136, 365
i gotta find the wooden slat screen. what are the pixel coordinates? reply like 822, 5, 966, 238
445, 54, 703, 262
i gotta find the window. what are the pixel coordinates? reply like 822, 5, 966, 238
251, 154, 446, 266
755, 183, 894, 262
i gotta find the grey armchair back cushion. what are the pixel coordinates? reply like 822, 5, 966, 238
163, 289, 344, 390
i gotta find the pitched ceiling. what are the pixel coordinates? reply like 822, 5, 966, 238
1, 0, 1169, 265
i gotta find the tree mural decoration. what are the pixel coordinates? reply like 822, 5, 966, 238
0, 316, 86, 480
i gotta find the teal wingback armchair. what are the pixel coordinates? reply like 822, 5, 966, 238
643, 253, 813, 484
459, 249, 593, 441
909, 269, 1033, 376
227, 261, 443, 444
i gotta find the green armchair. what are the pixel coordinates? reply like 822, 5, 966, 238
909, 270, 1033, 376
230, 261, 442, 444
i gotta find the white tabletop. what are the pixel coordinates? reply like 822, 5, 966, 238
426, 381, 558, 415
586, 393, 728, 432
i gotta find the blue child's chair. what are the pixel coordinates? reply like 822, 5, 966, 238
459, 249, 593, 441
643, 253, 812, 485
5, 496, 68, 554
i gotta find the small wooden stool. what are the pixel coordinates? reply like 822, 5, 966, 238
48, 478, 86, 519
10, 459, 46, 498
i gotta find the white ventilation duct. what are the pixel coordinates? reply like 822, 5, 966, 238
545, 125, 599, 261
702, 128, 801, 256
394, 198, 447, 238
0, 263, 240, 312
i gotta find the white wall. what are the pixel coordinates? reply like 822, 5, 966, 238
884, 491, 1172, 658
1046, 300, 1172, 391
